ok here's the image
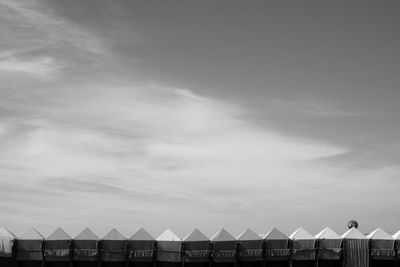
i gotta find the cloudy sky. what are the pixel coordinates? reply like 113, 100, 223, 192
1, 0, 400, 238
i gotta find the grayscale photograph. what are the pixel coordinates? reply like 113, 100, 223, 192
0, 1, 399, 267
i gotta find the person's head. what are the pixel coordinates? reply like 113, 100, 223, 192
347, 220, 359, 229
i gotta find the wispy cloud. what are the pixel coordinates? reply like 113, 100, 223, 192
0, 0, 106, 55
270, 98, 361, 117
0, 79, 356, 236
0, 53, 59, 78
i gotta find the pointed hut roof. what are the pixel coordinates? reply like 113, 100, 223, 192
210, 228, 235, 242
102, 228, 127, 240
315, 227, 341, 239
237, 229, 262, 240
341, 228, 367, 239
74, 227, 99, 240
130, 228, 154, 240
289, 227, 314, 240
183, 229, 209, 242
156, 229, 181, 241
264, 228, 288, 240
19, 228, 44, 240
367, 228, 393, 240
0, 226, 16, 239
392, 230, 400, 240
47, 228, 72, 240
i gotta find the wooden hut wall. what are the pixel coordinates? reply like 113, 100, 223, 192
183, 240, 210, 263
73, 239, 99, 261
317, 239, 342, 260
265, 239, 290, 260
211, 241, 236, 263
237, 239, 263, 262
129, 240, 155, 262
369, 239, 395, 260
44, 239, 71, 262
156, 241, 182, 262
16, 239, 43, 261
291, 239, 315, 261
0, 236, 14, 258
100, 240, 127, 262
343, 239, 369, 267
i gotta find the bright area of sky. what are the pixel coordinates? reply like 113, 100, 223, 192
1, 0, 400, 238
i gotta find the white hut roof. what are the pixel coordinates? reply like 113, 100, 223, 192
183, 229, 209, 242
341, 228, 367, 239
156, 229, 181, 241
210, 228, 235, 241
264, 228, 288, 240
74, 227, 99, 240
315, 227, 341, 239
392, 230, 400, 240
102, 228, 127, 240
367, 228, 393, 240
130, 228, 154, 240
19, 228, 44, 240
47, 228, 72, 240
289, 227, 314, 240
0, 227, 16, 239
237, 229, 262, 240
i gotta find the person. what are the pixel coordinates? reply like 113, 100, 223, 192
347, 220, 358, 229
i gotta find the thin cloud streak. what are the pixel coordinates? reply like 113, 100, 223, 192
0, 54, 59, 78
0, 0, 106, 55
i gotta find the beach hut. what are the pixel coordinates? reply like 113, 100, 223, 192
129, 228, 155, 267
183, 228, 210, 266
156, 229, 182, 267
16, 228, 44, 267
236, 229, 263, 267
289, 227, 315, 267
315, 227, 342, 267
44, 227, 72, 267
0, 226, 16, 267
264, 228, 290, 266
367, 228, 395, 267
100, 228, 128, 267
341, 227, 369, 267
73, 227, 100, 267
210, 229, 237, 267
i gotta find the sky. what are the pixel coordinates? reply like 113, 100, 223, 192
1, 0, 400, 239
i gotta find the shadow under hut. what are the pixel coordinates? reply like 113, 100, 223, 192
44, 228, 72, 267
289, 228, 315, 267
16, 228, 44, 267
210, 229, 237, 267
100, 229, 128, 267
128, 228, 155, 267
367, 228, 395, 267
341, 227, 369, 267
0, 226, 16, 267
182, 229, 210, 267
236, 229, 263, 267
314, 227, 342, 267
264, 228, 290, 267
156, 229, 182, 267
73, 227, 100, 267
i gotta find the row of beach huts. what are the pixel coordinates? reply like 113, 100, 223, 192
1, 226, 400, 267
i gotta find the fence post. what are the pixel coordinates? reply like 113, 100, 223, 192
41, 239, 45, 267
153, 241, 157, 267
181, 242, 185, 267
69, 240, 74, 267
